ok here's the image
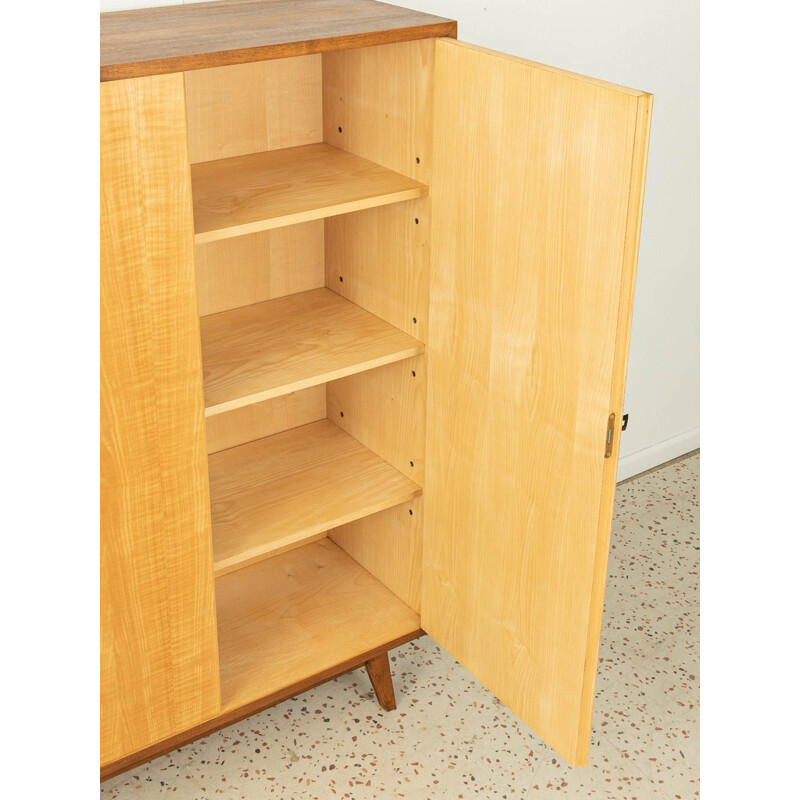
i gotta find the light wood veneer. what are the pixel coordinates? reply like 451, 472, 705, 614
423, 39, 652, 766
200, 287, 425, 416
216, 538, 422, 711
100, 73, 220, 766
100, 1, 652, 778
192, 142, 428, 244
209, 419, 422, 576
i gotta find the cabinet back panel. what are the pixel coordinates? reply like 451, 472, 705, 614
101, 73, 221, 766
206, 386, 327, 455
187, 57, 325, 316
195, 222, 324, 317
185, 56, 323, 164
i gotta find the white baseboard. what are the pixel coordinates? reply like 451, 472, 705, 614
616, 427, 700, 482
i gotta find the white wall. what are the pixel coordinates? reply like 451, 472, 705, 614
101, 0, 700, 480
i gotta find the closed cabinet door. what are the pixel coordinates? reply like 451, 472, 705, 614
101, 73, 220, 768
423, 39, 651, 766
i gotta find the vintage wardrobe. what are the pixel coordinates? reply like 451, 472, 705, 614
100, 0, 651, 780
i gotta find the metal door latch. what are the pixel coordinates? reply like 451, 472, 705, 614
604, 413, 615, 458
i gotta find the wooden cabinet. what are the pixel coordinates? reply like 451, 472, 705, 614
100, 0, 651, 780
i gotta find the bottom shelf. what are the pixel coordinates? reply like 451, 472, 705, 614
216, 538, 422, 712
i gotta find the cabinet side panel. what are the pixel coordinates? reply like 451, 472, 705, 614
424, 39, 649, 765
328, 498, 423, 614
100, 73, 220, 767
322, 40, 432, 342
326, 356, 426, 485
327, 356, 427, 612
321, 40, 434, 604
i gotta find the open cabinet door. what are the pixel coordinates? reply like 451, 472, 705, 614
423, 40, 652, 766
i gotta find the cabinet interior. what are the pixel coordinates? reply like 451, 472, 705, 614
184, 41, 434, 710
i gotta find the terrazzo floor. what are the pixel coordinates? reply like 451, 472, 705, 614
102, 452, 699, 799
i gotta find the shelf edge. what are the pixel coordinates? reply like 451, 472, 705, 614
204, 341, 425, 417
213, 479, 422, 577
194, 185, 428, 245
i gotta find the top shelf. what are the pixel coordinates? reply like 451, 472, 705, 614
192, 143, 428, 244
100, 0, 457, 82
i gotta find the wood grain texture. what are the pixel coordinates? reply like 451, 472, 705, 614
576, 92, 653, 761
365, 652, 397, 711
329, 497, 423, 613
422, 39, 651, 766
100, 0, 457, 82
208, 420, 422, 576
327, 355, 426, 483
194, 222, 324, 317
205, 385, 326, 454
185, 56, 322, 164
186, 57, 325, 316
100, 73, 220, 767
323, 39, 433, 341
100, 630, 422, 782
321, 40, 432, 617
200, 287, 425, 416
216, 538, 422, 711
192, 142, 427, 244
326, 357, 426, 611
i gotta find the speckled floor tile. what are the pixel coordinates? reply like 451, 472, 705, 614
102, 453, 699, 799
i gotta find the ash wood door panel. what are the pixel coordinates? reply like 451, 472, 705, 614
100, 73, 220, 767
423, 40, 652, 766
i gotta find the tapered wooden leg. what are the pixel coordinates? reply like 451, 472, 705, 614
364, 651, 397, 711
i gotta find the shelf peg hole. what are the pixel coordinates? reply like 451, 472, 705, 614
415, 157, 420, 164
338, 126, 342, 133
410, 461, 415, 468
338, 276, 343, 282
411, 370, 416, 377
339, 411, 344, 418
412, 317, 417, 324
414, 217, 419, 225
409, 509, 414, 516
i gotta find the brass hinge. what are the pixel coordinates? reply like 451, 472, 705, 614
604, 413, 616, 458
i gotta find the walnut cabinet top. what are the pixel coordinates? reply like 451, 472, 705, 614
100, 0, 457, 81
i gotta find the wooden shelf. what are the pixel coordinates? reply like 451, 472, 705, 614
209, 419, 422, 576
192, 143, 428, 243
216, 538, 422, 712
200, 288, 424, 416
